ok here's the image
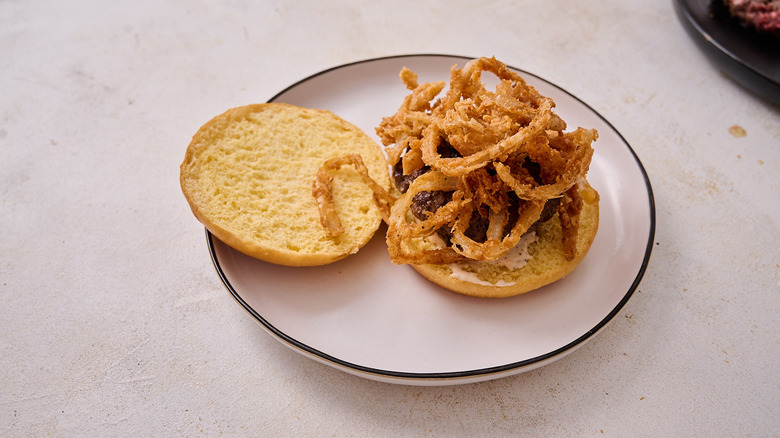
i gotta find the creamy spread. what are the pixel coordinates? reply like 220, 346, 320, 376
448, 232, 538, 285
449, 264, 516, 286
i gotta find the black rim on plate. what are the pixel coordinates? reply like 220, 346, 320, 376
205, 54, 657, 381
673, 0, 780, 105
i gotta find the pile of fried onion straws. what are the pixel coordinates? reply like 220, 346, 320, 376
314, 57, 597, 266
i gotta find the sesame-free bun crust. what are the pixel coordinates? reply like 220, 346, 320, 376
412, 183, 599, 298
180, 103, 391, 266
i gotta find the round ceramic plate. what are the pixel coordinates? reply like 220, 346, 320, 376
207, 55, 655, 386
674, 0, 780, 105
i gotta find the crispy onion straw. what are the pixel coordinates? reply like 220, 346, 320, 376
449, 199, 545, 261
557, 183, 584, 260
494, 129, 595, 201
386, 171, 466, 265
312, 154, 395, 237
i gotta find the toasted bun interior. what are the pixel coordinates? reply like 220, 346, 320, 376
411, 182, 599, 298
180, 103, 391, 266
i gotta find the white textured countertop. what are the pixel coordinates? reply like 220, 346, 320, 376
2, 0, 778, 436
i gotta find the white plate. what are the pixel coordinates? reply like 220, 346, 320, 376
207, 55, 655, 386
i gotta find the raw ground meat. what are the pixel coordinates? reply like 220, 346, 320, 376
723, 0, 780, 37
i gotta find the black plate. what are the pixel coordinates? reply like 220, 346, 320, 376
674, 0, 780, 105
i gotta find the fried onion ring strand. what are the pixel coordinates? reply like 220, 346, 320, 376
558, 183, 584, 261
449, 199, 545, 261
313, 154, 396, 237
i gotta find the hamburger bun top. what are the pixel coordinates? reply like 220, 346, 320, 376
180, 103, 391, 266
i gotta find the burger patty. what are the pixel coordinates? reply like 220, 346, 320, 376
392, 141, 560, 245
723, 0, 780, 37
